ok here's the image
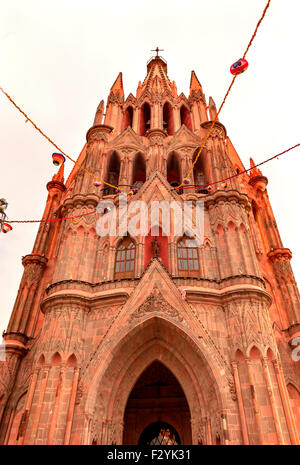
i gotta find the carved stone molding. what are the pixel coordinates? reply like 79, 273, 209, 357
188, 89, 206, 104
201, 121, 227, 139
224, 299, 276, 355
146, 128, 167, 145
207, 194, 250, 231
130, 289, 184, 323
268, 248, 292, 263
206, 190, 250, 212
62, 193, 100, 213
22, 254, 48, 284
86, 125, 113, 143
107, 92, 124, 105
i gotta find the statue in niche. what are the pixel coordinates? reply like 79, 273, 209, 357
151, 237, 161, 258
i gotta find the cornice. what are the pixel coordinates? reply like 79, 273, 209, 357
46, 180, 66, 193
86, 124, 113, 143
22, 253, 48, 268
205, 189, 251, 210
62, 193, 100, 212
267, 247, 292, 262
41, 288, 129, 314
201, 121, 227, 139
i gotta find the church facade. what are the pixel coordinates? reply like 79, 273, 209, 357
1, 54, 300, 445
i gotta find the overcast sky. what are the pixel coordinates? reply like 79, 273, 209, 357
1, 0, 299, 333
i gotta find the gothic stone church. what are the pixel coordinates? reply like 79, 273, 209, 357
1, 54, 300, 445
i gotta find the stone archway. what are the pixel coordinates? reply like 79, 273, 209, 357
84, 316, 232, 445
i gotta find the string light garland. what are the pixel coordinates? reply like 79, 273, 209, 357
1, 139, 299, 226
174, 142, 300, 191
0, 209, 97, 224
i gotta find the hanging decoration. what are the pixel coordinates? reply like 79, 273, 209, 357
1, 222, 13, 233
230, 58, 248, 75
52, 153, 66, 166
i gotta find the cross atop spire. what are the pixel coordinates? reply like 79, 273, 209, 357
151, 46, 164, 57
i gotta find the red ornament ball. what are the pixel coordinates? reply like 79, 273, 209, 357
230, 58, 248, 75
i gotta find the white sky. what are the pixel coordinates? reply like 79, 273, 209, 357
1, 0, 299, 333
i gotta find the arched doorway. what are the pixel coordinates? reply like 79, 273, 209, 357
123, 361, 191, 445
83, 316, 231, 445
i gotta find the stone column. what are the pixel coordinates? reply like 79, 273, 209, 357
245, 358, 265, 444
30, 366, 50, 444
64, 367, 80, 445
261, 357, 284, 444
18, 368, 39, 445
273, 359, 299, 444
231, 361, 249, 445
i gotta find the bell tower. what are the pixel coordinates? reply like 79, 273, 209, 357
1, 53, 300, 445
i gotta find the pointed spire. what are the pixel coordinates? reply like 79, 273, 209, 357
208, 96, 218, 121
93, 100, 104, 125
52, 163, 65, 184
110, 72, 124, 98
139, 56, 175, 98
189, 70, 202, 95
249, 157, 262, 178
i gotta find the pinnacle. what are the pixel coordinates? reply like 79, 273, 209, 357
110, 72, 124, 98
52, 163, 65, 183
189, 70, 202, 95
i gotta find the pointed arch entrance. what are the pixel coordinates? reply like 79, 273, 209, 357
123, 361, 191, 444
83, 314, 232, 445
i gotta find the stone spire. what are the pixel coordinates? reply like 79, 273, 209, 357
51, 163, 65, 184
93, 100, 105, 125
109, 72, 124, 100
137, 54, 176, 99
189, 70, 202, 95
208, 96, 218, 121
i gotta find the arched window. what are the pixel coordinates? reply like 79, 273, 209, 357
163, 102, 174, 135
167, 152, 182, 192
105, 152, 120, 195
114, 237, 136, 279
193, 148, 209, 194
177, 237, 199, 276
132, 153, 146, 187
122, 106, 133, 131
140, 102, 151, 136
252, 200, 258, 222
180, 105, 192, 131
